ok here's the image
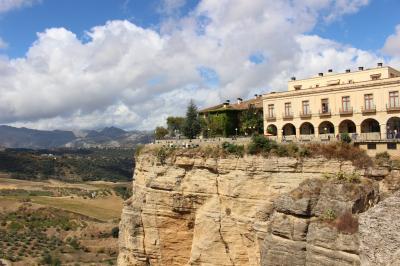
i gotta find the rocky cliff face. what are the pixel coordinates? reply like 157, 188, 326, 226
118, 152, 394, 266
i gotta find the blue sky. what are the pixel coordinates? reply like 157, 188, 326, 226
0, 0, 399, 58
312, 0, 400, 52
0, 0, 199, 58
0, 0, 400, 130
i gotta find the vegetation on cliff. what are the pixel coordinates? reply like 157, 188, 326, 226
144, 135, 373, 169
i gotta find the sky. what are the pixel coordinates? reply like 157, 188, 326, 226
0, 0, 400, 131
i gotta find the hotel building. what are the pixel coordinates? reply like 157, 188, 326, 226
263, 64, 400, 155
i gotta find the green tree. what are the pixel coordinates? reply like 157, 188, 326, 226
155, 126, 169, 139
239, 105, 263, 135
182, 100, 201, 139
166, 116, 185, 135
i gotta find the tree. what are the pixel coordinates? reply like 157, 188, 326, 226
166, 116, 185, 135
182, 100, 201, 139
239, 105, 263, 135
155, 126, 169, 139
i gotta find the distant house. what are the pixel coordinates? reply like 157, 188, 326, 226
198, 95, 264, 137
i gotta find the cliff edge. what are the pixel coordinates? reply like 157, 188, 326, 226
118, 149, 397, 265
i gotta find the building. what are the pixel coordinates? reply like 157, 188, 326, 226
263, 64, 400, 155
199, 95, 263, 137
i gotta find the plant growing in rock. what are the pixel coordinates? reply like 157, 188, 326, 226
322, 209, 337, 221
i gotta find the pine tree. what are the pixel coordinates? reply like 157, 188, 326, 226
182, 100, 201, 139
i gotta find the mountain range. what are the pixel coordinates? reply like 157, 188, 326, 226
0, 125, 153, 149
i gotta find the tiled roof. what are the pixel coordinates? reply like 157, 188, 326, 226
199, 97, 263, 113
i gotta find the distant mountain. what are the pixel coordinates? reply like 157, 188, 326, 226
0, 125, 153, 149
0, 125, 76, 149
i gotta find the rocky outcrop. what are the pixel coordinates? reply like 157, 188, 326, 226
261, 178, 378, 266
118, 152, 393, 265
359, 190, 400, 265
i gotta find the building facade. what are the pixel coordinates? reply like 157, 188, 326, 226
199, 95, 263, 137
263, 64, 400, 155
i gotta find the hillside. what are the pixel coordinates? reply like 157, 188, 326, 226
0, 125, 153, 149
0, 148, 135, 182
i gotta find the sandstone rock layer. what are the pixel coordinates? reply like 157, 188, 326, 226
118, 153, 386, 266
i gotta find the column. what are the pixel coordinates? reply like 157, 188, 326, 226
380, 124, 387, 140
356, 124, 362, 141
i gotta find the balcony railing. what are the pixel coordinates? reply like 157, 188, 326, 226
319, 109, 331, 117
282, 112, 293, 119
361, 105, 376, 114
266, 115, 276, 121
339, 107, 353, 115
387, 104, 400, 112
299, 111, 312, 118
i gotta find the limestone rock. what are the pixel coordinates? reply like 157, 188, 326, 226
359, 190, 400, 266
118, 153, 389, 266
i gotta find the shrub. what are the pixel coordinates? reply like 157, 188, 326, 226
274, 145, 289, 157
247, 135, 277, 155
322, 209, 336, 221
221, 142, 244, 157
134, 144, 145, 158
375, 151, 391, 166
307, 142, 371, 168
340, 133, 352, 143
156, 147, 169, 165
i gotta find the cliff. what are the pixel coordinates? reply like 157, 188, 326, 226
118, 150, 397, 265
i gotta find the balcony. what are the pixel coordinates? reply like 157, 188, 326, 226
361, 105, 376, 114
299, 111, 312, 118
339, 107, 353, 115
282, 112, 293, 120
387, 104, 400, 112
266, 115, 276, 121
319, 109, 331, 117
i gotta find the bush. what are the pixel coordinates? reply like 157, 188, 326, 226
375, 151, 391, 166
221, 142, 244, 157
247, 135, 277, 155
340, 133, 352, 144
307, 142, 371, 168
322, 209, 336, 221
134, 144, 145, 158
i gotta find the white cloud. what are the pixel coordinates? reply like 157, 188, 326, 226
0, 0, 388, 131
0, 0, 39, 13
0, 37, 7, 49
158, 0, 186, 15
383, 25, 400, 57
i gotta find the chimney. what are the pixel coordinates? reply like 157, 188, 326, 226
358, 66, 364, 71
346, 69, 351, 73
377, 62, 383, 67
318, 73, 324, 77
328, 69, 333, 73
237, 98, 243, 104
291, 76, 296, 81
223, 100, 230, 108
254, 94, 258, 99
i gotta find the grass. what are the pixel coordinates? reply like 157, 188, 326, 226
29, 196, 123, 221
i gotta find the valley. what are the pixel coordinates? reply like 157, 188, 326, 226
0, 176, 129, 265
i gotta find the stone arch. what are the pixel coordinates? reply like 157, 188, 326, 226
318, 121, 335, 134
300, 122, 315, 135
386, 117, 400, 139
361, 118, 380, 133
339, 119, 357, 134
282, 123, 296, 136
266, 124, 278, 136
